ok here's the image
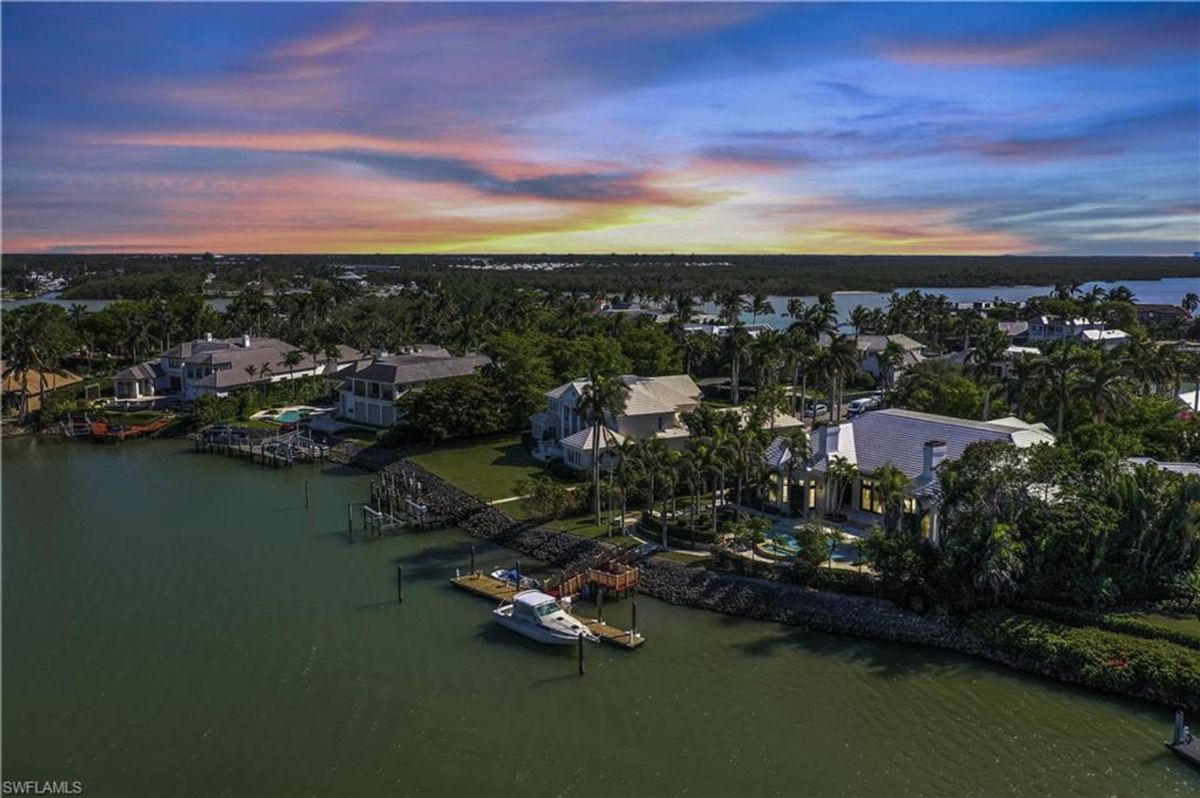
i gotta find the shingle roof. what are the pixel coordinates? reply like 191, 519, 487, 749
114, 360, 161, 381
617, 374, 702, 415
348, 353, 491, 385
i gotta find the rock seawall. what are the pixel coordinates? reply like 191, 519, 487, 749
329, 442, 1197, 711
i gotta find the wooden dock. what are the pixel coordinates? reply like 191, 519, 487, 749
1168, 710, 1200, 769
1168, 738, 1200, 769
450, 572, 644, 650
195, 427, 328, 467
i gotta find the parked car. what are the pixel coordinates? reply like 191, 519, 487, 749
847, 395, 883, 416
803, 403, 829, 419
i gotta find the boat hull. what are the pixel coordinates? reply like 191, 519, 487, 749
492, 607, 595, 645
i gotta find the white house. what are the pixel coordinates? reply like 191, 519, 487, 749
332, 346, 491, 427
766, 408, 1055, 541
113, 334, 359, 401
531, 373, 801, 470
681, 321, 773, 338
1074, 328, 1130, 349
1026, 316, 1104, 343
1125, 457, 1200, 478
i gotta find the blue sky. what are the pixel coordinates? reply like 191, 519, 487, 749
3, 2, 1197, 254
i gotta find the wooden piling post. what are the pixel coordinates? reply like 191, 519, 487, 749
397, 564, 404, 603
515, 559, 520, 588
346, 503, 353, 539
470, 546, 476, 576
305, 480, 311, 509
577, 632, 585, 676
597, 587, 604, 623
630, 601, 638, 644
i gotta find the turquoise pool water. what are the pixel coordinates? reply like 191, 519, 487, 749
274, 409, 310, 423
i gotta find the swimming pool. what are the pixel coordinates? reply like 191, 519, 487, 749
274, 409, 311, 423
762, 532, 857, 562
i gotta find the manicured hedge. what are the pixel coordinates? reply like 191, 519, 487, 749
969, 610, 1200, 712
1017, 599, 1200, 651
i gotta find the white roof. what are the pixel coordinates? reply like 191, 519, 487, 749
809, 408, 1055, 479
1126, 457, 1200, 478
1077, 329, 1129, 342
560, 426, 625, 451
514, 590, 557, 607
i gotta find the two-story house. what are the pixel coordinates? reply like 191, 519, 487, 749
333, 346, 491, 427
764, 408, 1055, 541
531, 374, 802, 470
113, 334, 358, 401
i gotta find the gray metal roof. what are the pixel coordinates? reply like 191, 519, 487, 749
809, 408, 1055, 479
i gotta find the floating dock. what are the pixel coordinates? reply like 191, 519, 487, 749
450, 572, 645, 650
1168, 738, 1200, 769
1168, 710, 1200, 769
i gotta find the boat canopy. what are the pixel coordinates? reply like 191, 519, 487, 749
513, 590, 557, 607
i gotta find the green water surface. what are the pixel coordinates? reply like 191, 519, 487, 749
3, 438, 1196, 796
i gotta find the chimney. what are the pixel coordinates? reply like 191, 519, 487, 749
821, 424, 841, 456
204, 332, 213, 342
923, 440, 947, 476
241, 333, 251, 348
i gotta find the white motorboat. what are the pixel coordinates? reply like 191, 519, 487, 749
493, 590, 599, 645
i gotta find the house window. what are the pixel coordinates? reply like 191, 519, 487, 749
381, 385, 395, 401
859, 479, 882, 514
903, 497, 918, 514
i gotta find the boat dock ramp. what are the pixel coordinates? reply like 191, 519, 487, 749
195, 426, 328, 467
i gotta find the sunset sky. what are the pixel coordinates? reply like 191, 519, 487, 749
3, 2, 1197, 255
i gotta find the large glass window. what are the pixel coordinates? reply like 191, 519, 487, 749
859, 479, 882, 514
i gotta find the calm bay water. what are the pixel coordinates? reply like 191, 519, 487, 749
3, 438, 1197, 796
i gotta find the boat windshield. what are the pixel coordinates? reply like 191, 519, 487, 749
534, 601, 560, 617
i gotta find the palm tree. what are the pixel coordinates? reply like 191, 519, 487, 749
849, 305, 872, 342
576, 372, 631, 526
281, 349, 305, 400
969, 328, 1010, 421
716, 291, 748, 325
750, 293, 774, 324
726, 323, 754, 405
871, 463, 911, 536
875, 340, 905, 394
749, 329, 786, 392
1079, 350, 1133, 423
1182, 292, 1199, 316
635, 436, 670, 531
825, 334, 859, 421
824, 455, 859, 516
1030, 342, 1088, 433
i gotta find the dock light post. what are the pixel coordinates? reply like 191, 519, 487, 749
397, 565, 404, 603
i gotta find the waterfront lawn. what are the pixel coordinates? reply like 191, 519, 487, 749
654, 551, 709, 566
409, 436, 549, 501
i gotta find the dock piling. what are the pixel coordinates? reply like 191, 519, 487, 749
470, 546, 476, 576
397, 565, 404, 603
346, 503, 353, 538
305, 480, 310, 509
631, 601, 638, 645
577, 633, 585, 676
597, 587, 604, 623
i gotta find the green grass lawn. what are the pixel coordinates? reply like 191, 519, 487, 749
408, 436, 549, 501
1118, 611, 1200, 637
654, 551, 710, 565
